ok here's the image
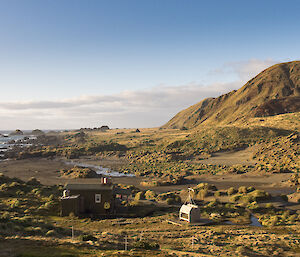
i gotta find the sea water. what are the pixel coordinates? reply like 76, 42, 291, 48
0, 132, 37, 158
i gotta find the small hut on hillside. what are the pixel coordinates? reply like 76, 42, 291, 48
60, 179, 131, 218
179, 203, 200, 223
179, 188, 200, 223
61, 183, 114, 217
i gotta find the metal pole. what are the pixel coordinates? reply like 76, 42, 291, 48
191, 236, 194, 249
140, 231, 143, 241
125, 235, 128, 251
72, 226, 74, 241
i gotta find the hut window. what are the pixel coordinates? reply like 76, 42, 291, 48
95, 194, 101, 203
180, 213, 189, 220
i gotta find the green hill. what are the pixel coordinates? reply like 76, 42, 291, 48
163, 61, 300, 129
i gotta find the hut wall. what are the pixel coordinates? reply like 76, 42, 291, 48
189, 208, 200, 223
179, 204, 200, 223
61, 196, 80, 216
68, 189, 114, 215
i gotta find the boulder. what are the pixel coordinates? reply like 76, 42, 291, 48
31, 129, 45, 136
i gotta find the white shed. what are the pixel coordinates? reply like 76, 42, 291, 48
179, 203, 200, 223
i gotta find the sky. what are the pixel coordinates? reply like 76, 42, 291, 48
0, 0, 299, 130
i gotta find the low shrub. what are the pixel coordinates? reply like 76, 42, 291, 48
0, 211, 10, 221
269, 216, 278, 226
282, 210, 290, 219
166, 195, 181, 205
207, 199, 219, 207
225, 203, 234, 209
238, 186, 247, 194
145, 190, 156, 200
24, 227, 42, 236
214, 191, 221, 197
157, 192, 177, 201
247, 186, 255, 192
265, 203, 273, 209
288, 214, 297, 223
140, 181, 159, 187
26, 177, 41, 186
196, 188, 209, 200
280, 194, 288, 202
227, 187, 237, 195
79, 234, 97, 241
132, 240, 159, 250
247, 201, 259, 210
46, 230, 56, 237
250, 190, 271, 202
196, 183, 217, 191
230, 195, 241, 202
166, 198, 176, 205
129, 200, 145, 207
134, 191, 145, 201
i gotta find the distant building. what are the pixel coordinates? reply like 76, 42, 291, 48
61, 180, 131, 218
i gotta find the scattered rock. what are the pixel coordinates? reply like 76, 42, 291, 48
9, 129, 23, 136
31, 129, 45, 136
99, 126, 110, 131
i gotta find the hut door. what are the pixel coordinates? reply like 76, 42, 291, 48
79, 196, 85, 213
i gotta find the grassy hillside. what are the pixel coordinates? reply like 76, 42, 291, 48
163, 61, 300, 129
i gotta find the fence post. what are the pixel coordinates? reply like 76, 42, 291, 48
140, 230, 143, 241
72, 226, 74, 241
125, 235, 128, 251
191, 236, 194, 249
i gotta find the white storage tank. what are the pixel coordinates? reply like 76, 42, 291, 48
179, 203, 200, 223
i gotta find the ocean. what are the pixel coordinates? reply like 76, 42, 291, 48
0, 132, 37, 158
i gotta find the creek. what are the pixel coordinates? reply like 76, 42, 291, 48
64, 161, 135, 177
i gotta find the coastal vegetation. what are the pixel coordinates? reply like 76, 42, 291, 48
1, 173, 299, 256
1, 61, 299, 256
6, 116, 298, 178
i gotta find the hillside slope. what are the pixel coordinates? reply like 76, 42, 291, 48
163, 61, 300, 129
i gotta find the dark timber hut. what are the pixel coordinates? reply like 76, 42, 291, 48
61, 180, 131, 218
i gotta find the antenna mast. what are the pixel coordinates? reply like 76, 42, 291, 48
185, 188, 196, 205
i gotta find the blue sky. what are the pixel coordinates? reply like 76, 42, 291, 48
0, 0, 299, 129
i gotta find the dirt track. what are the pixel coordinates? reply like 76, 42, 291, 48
197, 147, 257, 166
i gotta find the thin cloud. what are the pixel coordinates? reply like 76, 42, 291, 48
0, 82, 240, 111
0, 81, 241, 129
1, 58, 277, 129
209, 58, 278, 83
229, 58, 278, 82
